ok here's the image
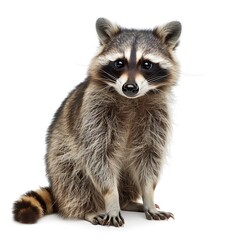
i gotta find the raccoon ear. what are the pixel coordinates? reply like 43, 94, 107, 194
96, 18, 121, 45
154, 21, 182, 49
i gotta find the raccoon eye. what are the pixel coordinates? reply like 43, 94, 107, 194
114, 59, 125, 69
142, 60, 153, 70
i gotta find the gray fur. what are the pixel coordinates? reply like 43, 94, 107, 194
154, 21, 182, 48
14, 18, 181, 226
96, 18, 121, 45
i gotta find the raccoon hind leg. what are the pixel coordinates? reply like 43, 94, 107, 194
121, 201, 160, 212
121, 201, 144, 212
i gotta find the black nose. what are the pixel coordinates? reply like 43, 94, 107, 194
122, 83, 139, 97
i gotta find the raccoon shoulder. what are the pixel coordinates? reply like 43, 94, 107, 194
47, 79, 90, 140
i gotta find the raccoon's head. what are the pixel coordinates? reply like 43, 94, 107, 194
89, 18, 181, 98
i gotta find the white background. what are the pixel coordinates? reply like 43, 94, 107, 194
0, 0, 240, 239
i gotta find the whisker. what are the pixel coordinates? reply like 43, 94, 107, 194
147, 68, 167, 79
99, 69, 117, 82
148, 74, 171, 83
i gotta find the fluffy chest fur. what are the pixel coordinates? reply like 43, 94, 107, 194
80, 82, 169, 151
69, 81, 171, 179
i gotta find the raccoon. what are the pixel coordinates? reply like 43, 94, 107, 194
13, 18, 181, 227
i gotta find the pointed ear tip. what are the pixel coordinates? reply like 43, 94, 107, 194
167, 20, 181, 28
96, 18, 116, 31
96, 18, 107, 26
170, 21, 182, 31
172, 21, 182, 25
154, 21, 182, 32
96, 17, 105, 21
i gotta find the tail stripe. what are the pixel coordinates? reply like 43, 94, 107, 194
42, 187, 58, 213
25, 191, 47, 214
13, 187, 56, 224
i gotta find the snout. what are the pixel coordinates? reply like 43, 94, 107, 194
122, 83, 139, 97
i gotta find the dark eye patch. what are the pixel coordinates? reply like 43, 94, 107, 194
98, 59, 126, 83
140, 60, 169, 83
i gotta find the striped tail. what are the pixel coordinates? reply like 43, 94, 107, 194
13, 187, 57, 224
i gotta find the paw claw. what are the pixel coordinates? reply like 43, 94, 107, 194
119, 212, 125, 225
152, 214, 161, 220
113, 217, 120, 227
95, 212, 124, 227
92, 218, 99, 225
145, 210, 174, 221
145, 210, 152, 220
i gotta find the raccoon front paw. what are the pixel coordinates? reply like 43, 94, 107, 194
145, 209, 174, 220
95, 212, 125, 227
